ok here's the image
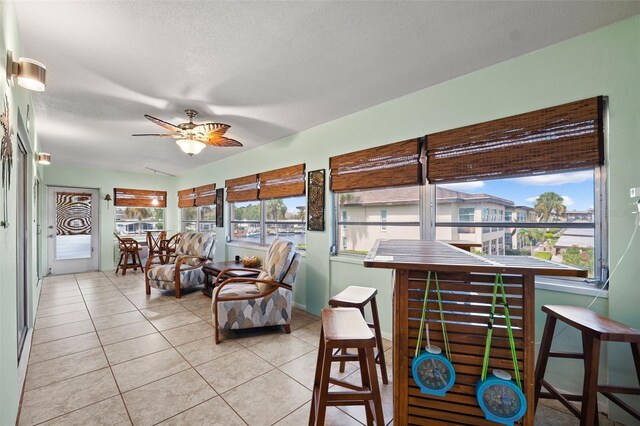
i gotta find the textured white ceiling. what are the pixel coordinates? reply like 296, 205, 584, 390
14, 1, 640, 175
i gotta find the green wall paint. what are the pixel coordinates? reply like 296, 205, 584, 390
43, 166, 178, 271
174, 16, 640, 423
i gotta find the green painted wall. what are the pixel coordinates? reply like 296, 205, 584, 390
174, 16, 640, 423
0, 1, 45, 424
42, 166, 178, 271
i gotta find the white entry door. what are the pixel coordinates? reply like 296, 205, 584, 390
47, 187, 100, 275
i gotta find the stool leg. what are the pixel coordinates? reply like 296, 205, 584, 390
631, 342, 640, 386
370, 296, 389, 384
122, 252, 129, 275
534, 315, 557, 410
116, 252, 124, 274
365, 346, 385, 425
309, 328, 325, 426
581, 334, 601, 426
315, 346, 333, 426
357, 347, 374, 425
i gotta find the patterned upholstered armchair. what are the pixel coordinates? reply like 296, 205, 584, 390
211, 238, 301, 344
145, 232, 215, 298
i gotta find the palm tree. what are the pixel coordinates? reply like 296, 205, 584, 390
534, 192, 566, 222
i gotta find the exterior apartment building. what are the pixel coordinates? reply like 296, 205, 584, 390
505, 205, 537, 250
339, 187, 514, 255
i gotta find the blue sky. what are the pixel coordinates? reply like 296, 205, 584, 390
440, 170, 595, 211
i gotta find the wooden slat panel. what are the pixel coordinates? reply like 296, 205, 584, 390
258, 164, 305, 199
195, 183, 216, 206
329, 138, 424, 192
114, 188, 167, 208
225, 174, 258, 203
177, 188, 195, 208
426, 96, 604, 183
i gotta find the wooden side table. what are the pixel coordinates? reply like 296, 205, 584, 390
202, 261, 260, 297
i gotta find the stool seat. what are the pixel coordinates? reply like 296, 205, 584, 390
323, 308, 375, 347
330, 286, 377, 307
542, 305, 640, 341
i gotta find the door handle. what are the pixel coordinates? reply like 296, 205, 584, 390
48, 235, 54, 239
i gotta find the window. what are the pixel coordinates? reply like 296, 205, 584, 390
333, 97, 607, 287
337, 187, 420, 255
181, 205, 216, 232
115, 207, 165, 236
230, 197, 306, 249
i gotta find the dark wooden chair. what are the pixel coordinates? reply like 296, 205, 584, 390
146, 230, 166, 258
329, 285, 389, 384
534, 305, 640, 425
309, 307, 384, 425
159, 232, 181, 264
114, 233, 144, 275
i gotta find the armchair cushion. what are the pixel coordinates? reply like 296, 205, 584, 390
256, 238, 296, 292
148, 266, 205, 290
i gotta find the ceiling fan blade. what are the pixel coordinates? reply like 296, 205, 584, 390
206, 136, 243, 147
193, 122, 230, 136
132, 133, 179, 137
144, 114, 182, 132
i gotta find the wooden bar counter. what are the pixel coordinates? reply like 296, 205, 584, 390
364, 240, 587, 425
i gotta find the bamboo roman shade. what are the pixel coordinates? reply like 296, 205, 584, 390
177, 188, 195, 208
329, 138, 425, 192
195, 183, 216, 206
258, 164, 305, 200
225, 174, 259, 203
114, 188, 167, 208
426, 96, 604, 183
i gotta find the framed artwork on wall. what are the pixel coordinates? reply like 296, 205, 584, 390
307, 169, 325, 231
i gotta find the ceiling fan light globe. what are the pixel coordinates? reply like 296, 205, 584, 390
176, 139, 206, 155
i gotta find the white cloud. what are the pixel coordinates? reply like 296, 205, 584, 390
514, 170, 592, 186
525, 197, 537, 204
440, 181, 485, 191
561, 195, 574, 206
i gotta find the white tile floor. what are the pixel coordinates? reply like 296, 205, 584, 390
19, 270, 624, 425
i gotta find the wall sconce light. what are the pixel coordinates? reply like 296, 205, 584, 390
104, 193, 112, 210
6, 50, 47, 92
36, 153, 51, 165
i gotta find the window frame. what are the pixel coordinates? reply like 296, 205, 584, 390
115, 206, 166, 238
181, 204, 216, 233
228, 197, 307, 250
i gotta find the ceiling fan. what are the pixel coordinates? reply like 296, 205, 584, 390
132, 109, 242, 155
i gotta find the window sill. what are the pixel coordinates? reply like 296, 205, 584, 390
226, 241, 307, 257
329, 255, 607, 297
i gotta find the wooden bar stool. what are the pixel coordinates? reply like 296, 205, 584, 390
534, 305, 640, 425
329, 286, 388, 384
309, 308, 384, 426
114, 233, 144, 275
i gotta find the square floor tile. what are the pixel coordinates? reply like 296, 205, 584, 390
36, 302, 87, 318
140, 303, 186, 319
148, 310, 202, 332
158, 396, 245, 426
175, 335, 242, 366
279, 349, 358, 390
25, 347, 108, 391
275, 401, 363, 426
37, 295, 85, 309
112, 348, 191, 392
247, 333, 315, 366
32, 320, 95, 345
160, 321, 214, 347
122, 369, 216, 426
87, 299, 137, 318
93, 310, 147, 331
40, 395, 131, 426
97, 321, 156, 345
29, 332, 101, 365
223, 369, 311, 425
104, 333, 171, 365
35, 309, 91, 329
291, 321, 321, 347
19, 368, 119, 426
196, 349, 274, 394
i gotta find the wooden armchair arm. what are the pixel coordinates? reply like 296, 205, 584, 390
213, 277, 292, 303
174, 255, 208, 283
145, 253, 179, 270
